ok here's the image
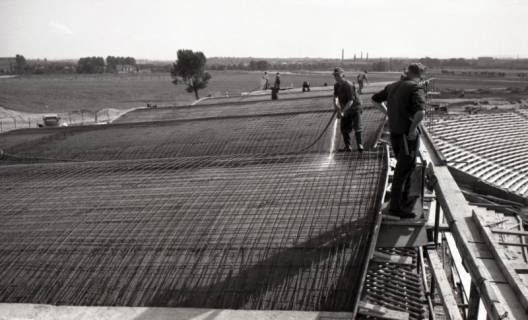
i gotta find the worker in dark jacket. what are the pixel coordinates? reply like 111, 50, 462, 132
271, 72, 281, 100
371, 63, 427, 218
333, 67, 363, 152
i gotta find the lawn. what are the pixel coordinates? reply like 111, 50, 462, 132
0, 71, 399, 114
4, 69, 524, 115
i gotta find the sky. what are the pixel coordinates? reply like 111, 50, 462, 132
1, 0, 528, 60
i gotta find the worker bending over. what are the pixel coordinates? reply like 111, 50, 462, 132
333, 67, 363, 152
371, 63, 427, 219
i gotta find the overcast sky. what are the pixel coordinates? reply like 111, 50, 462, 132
1, 0, 527, 60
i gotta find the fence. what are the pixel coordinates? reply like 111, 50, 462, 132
0, 109, 119, 133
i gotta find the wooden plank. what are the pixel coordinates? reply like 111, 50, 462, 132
491, 229, 528, 236
358, 301, 409, 320
509, 262, 528, 272
428, 249, 465, 320
372, 251, 413, 265
472, 209, 528, 312
498, 242, 528, 247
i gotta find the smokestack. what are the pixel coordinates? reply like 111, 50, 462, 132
360, 51, 363, 60
341, 49, 344, 66
366, 52, 369, 61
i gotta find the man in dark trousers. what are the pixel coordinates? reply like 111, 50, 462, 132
333, 67, 363, 152
371, 63, 427, 218
357, 70, 369, 94
271, 72, 281, 100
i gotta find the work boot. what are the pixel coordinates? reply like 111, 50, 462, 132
355, 132, 363, 153
391, 210, 417, 219
382, 206, 417, 219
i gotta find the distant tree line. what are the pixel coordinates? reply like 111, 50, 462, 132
3, 54, 77, 75
6, 54, 528, 76
76, 57, 105, 73
208, 57, 528, 72
4, 54, 141, 75
105, 56, 137, 73
77, 56, 137, 74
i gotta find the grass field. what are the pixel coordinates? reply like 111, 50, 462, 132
0, 71, 399, 114
1, 69, 527, 115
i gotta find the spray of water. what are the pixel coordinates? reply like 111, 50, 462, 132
320, 118, 338, 168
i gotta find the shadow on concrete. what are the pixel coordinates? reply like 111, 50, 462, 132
132, 216, 373, 319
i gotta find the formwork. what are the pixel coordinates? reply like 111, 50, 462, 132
0, 97, 388, 314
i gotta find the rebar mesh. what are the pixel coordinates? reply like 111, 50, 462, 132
1, 109, 385, 164
359, 248, 427, 320
196, 91, 332, 106
114, 96, 334, 124
0, 151, 386, 311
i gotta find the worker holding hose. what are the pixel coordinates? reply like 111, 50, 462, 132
371, 63, 427, 219
332, 67, 363, 152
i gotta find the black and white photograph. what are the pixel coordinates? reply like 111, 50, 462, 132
1, 1, 528, 319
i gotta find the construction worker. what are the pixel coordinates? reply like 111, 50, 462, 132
271, 72, 280, 100
357, 70, 368, 94
371, 63, 427, 219
302, 81, 311, 92
332, 67, 363, 152
261, 71, 270, 90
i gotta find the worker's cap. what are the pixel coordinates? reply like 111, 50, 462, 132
406, 63, 427, 76
332, 67, 345, 75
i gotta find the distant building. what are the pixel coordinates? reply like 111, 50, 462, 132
477, 56, 495, 67
116, 64, 137, 73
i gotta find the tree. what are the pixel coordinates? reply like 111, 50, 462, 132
371, 60, 389, 72
248, 59, 270, 70
14, 54, 27, 74
171, 49, 211, 99
77, 56, 105, 73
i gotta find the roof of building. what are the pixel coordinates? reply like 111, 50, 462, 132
0, 94, 387, 314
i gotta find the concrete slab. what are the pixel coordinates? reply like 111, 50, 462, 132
0, 304, 353, 320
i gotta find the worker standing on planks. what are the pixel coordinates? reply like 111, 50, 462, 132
333, 67, 364, 152
357, 70, 369, 94
371, 63, 427, 219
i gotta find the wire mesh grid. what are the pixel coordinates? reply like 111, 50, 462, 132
196, 91, 333, 106
114, 96, 335, 124
1, 109, 385, 164
359, 248, 427, 320
0, 151, 386, 311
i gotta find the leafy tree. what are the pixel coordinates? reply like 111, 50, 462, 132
105, 56, 136, 73
77, 57, 105, 73
171, 49, 211, 99
14, 54, 27, 74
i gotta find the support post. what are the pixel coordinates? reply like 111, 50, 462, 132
434, 199, 441, 247
467, 281, 481, 320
